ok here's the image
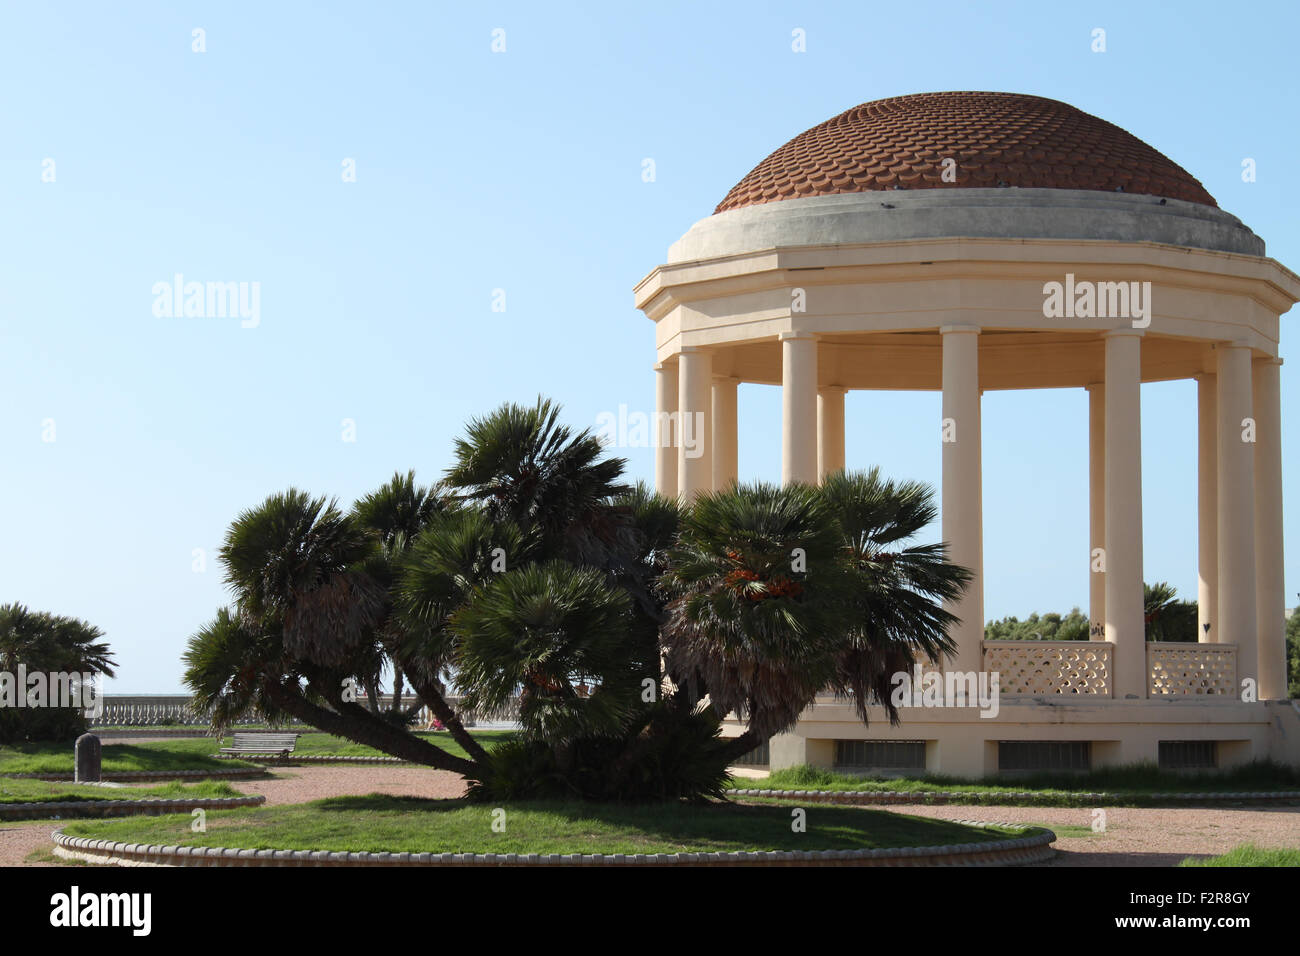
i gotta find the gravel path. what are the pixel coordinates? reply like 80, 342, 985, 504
0, 822, 63, 867
878, 802, 1300, 866
237, 765, 468, 805
4, 765, 1296, 866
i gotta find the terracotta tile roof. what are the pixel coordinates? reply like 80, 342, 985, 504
715, 92, 1216, 214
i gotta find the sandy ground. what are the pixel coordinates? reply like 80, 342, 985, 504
3, 765, 1297, 867
874, 802, 1300, 866
237, 765, 468, 806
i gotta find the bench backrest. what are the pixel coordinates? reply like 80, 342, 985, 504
230, 732, 299, 749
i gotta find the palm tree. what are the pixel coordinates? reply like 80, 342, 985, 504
454, 561, 637, 751
660, 482, 848, 747
660, 472, 970, 762
0, 603, 115, 742
820, 469, 970, 722
185, 487, 479, 774
446, 397, 628, 560
0, 603, 116, 678
1143, 581, 1197, 642
352, 470, 448, 714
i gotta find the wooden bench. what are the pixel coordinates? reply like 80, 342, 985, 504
218, 732, 301, 758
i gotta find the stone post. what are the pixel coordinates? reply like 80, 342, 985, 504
75, 732, 102, 783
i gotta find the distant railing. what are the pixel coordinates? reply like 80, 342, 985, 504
89, 694, 519, 728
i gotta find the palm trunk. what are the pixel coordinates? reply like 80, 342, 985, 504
265, 681, 480, 777
713, 728, 762, 765
405, 674, 492, 765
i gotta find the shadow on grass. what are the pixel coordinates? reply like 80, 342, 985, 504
0, 740, 250, 775
306, 793, 1018, 851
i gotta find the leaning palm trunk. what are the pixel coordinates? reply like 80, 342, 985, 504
263, 680, 480, 777
404, 674, 491, 764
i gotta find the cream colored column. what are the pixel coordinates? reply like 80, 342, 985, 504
676, 347, 713, 499
940, 326, 983, 675
1252, 357, 1285, 699
1087, 383, 1106, 640
654, 361, 678, 499
817, 386, 846, 481
1196, 373, 1218, 643
712, 375, 739, 490
1104, 330, 1146, 699
1217, 343, 1257, 690
780, 332, 818, 485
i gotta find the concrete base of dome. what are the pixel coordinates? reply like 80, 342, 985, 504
668, 188, 1263, 264
728, 697, 1300, 779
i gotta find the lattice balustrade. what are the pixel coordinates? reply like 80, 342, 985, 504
981, 641, 1111, 696
1147, 643, 1237, 696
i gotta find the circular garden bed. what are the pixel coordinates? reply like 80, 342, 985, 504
52, 795, 1056, 866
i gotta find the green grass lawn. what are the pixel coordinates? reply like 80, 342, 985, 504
0, 730, 512, 775
286, 729, 514, 761
1180, 844, 1300, 867
0, 741, 256, 774
0, 777, 242, 804
727, 761, 1300, 806
61, 794, 1030, 855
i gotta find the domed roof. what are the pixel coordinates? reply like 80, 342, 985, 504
714, 92, 1216, 214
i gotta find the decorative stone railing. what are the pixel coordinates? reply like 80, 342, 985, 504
89, 697, 209, 727
1147, 643, 1237, 696
982, 641, 1112, 696
88, 694, 519, 728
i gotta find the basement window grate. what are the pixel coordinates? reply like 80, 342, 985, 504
731, 739, 770, 767
834, 740, 926, 770
1159, 740, 1217, 770
998, 741, 1091, 772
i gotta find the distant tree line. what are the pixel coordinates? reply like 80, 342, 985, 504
0, 603, 115, 743
985, 581, 1197, 643
987, 585, 1300, 698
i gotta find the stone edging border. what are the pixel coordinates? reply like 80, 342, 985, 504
51, 821, 1053, 867
728, 787, 1300, 806
213, 754, 412, 765
2, 795, 265, 821
3, 769, 269, 782
89, 729, 213, 738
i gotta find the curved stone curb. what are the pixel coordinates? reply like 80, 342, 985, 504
728, 787, 1300, 806
3, 769, 268, 782
89, 729, 213, 738
213, 754, 413, 766
2, 795, 265, 821
50, 822, 1054, 867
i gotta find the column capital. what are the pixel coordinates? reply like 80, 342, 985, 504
678, 345, 706, 354
818, 384, 848, 394
712, 374, 740, 385
1193, 370, 1217, 382
1085, 380, 1105, 391
1220, 339, 1252, 351
1103, 327, 1144, 338
939, 324, 980, 336
778, 330, 817, 342
1252, 355, 1283, 367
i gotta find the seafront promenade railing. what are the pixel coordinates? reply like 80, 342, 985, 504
88, 694, 520, 728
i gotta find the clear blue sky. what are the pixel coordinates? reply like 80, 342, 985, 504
2, 1, 1296, 692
